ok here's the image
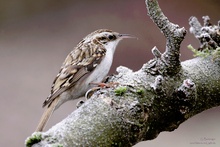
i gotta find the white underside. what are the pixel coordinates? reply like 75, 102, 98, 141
55, 40, 120, 109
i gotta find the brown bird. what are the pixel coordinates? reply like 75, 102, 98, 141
36, 29, 135, 132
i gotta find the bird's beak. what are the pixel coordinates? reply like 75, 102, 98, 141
118, 34, 138, 39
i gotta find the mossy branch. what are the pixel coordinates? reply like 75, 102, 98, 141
26, 0, 220, 146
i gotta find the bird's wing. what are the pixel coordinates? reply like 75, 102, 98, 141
43, 42, 106, 107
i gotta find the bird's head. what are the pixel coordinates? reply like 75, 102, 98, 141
85, 29, 136, 52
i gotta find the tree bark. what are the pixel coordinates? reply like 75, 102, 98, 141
25, 0, 220, 146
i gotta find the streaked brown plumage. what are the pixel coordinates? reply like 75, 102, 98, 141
36, 29, 135, 132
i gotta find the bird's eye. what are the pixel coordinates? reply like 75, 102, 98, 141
108, 35, 115, 40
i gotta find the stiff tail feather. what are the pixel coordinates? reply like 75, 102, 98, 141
35, 98, 59, 132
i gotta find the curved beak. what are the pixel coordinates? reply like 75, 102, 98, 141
118, 34, 138, 39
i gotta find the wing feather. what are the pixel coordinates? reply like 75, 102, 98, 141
43, 42, 106, 107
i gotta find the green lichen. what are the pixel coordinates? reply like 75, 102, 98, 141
114, 86, 127, 96
136, 88, 145, 96
25, 133, 42, 147
212, 47, 220, 61
188, 44, 220, 60
52, 144, 63, 147
188, 44, 211, 57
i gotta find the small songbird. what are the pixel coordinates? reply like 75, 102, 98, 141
36, 29, 135, 132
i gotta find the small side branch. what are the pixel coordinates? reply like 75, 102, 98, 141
189, 16, 220, 51
25, 1, 220, 147
145, 0, 186, 76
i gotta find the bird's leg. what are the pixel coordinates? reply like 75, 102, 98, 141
77, 82, 119, 108
89, 82, 119, 88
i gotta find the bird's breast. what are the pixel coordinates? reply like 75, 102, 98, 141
87, 51, 113, 84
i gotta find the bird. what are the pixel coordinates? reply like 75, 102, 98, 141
35, 29, 135, 132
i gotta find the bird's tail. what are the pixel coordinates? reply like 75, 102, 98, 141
35, 98, 59, 132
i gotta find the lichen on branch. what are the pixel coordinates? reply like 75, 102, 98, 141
189, 16, 220, 60
145, 0, 186, 76
25, 0, 220, 147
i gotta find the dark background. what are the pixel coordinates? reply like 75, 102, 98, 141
0, 0, 220, 146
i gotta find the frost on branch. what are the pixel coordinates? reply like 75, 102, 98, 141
26, 0, 220, 147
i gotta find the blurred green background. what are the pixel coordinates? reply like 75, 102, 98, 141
0, 0, 220, 146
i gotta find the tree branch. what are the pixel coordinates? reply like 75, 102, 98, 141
145, 0, 186, 76
26, 0, 220, 146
